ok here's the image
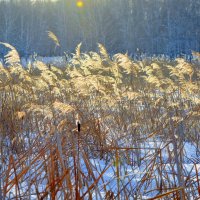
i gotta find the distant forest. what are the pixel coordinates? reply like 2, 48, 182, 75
0, 0, 200, 58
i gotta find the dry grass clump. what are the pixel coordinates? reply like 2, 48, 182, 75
0, 41, 200, 199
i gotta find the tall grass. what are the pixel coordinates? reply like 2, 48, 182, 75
0, 40, 200, 199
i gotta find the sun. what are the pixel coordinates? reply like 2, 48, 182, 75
76, 0, 84, 8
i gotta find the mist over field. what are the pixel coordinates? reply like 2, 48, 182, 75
0, 0, 200, 57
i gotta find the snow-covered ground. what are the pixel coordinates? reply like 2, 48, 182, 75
3, 138, 199, 199
21, 56, 67, 68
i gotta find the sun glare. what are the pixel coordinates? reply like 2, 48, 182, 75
76, 0, 84, 8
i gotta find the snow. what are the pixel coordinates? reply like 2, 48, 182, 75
2, 137, 200, 199
21, 56, 67, 68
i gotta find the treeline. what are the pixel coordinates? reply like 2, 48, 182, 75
0, 0, 200, 58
